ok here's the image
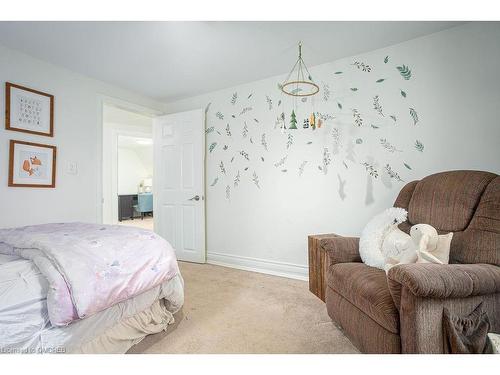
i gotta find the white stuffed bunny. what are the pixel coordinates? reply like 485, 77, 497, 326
411, 224, 453, 264
383, 223, 453, 272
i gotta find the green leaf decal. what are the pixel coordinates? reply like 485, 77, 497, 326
409, 108, 419, 125
390, 115, 397, 122
396, 65, 412, 80
334, 71, 343, 74
210, 177, 218, 187
404, 163, 412, 170
384, 56, 389, 64
376, 78, 385, 83
337, 102, 343, 110
350, 88, 358, 91
208, 142, 217, 153
371, 124, 380, 129
400, 90, 407, 98
415, 140, 424, 152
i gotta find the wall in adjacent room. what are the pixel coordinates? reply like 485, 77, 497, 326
117, 146, 150, 195
0, 44, 163, 228
164, 23, 500, 279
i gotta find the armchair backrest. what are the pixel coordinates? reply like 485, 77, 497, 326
394, 170, 499, 266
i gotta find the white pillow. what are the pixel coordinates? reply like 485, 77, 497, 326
359, 207, 408, 269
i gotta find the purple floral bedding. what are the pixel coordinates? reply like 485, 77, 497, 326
0, 223, 180, 326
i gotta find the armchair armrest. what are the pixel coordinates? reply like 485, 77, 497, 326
387, 263, 500, 308
319, 235, 361, 267
387, 263, 500, 353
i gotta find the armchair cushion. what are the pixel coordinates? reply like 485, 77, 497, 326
320, 235, 360, 267
387, 263, 500, 309
329, 263, 399, 334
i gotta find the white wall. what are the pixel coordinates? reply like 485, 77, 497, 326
0, 44, 164, 228
117, 145, 152, 195
164, 23, 500, 279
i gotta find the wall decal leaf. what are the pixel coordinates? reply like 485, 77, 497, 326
242, 122, 248, 138
376, 78, 386, 83
287, 133, 294, 149
350, 88, 358, 91
337, 102, 343, 110
380, 138, 402, 153
373, 95, 384, 116
385, 164, 404, 182
261, 133, 268, 151
352, 109, 363, 127
352, 61, 372, 72
210, 177, 218, 187
274, 156, 287, 168
409, 108, 419, 125
298, 161, 308, 176
404, 163, 412, 170
239, 107, 252, 116
266, 95, 273, 110
219, 161, 226, 175
205, 126, 214, 134
371, 124, 380, 129
396, 65, 412, 80
334, 71, 343, 74
362, 162, 378, 178
323, 84, 330, 101
230, 92, 238, 105
247, 93, 253, 99
252, 172, 260, 189
384, 56, 389, 64
239, 150, 250, 161
215, 111, 224, 120
400, 90, 407, 98
209, 142, 217, 153
234, 171, 241, 188
390, 115, 397, 122
415, 140, 424, 152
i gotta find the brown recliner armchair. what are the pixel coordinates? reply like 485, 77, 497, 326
322, 170, 500, 353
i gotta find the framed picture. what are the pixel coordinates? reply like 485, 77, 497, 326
5, 82, 54, 137
8, 140, 57, 188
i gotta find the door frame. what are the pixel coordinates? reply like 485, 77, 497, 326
98, 95, 164, 224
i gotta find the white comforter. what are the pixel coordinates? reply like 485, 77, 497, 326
0, 254, 184, 353
0, 223, 180, 326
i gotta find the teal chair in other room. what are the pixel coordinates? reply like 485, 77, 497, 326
133, 193, 153, 220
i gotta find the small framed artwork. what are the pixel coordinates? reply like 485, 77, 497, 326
8, 140, 57, 188
5, 82, 54, 137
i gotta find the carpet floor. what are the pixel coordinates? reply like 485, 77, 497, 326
128, 261, 358, 354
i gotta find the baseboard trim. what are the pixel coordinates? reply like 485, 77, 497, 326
207, 252, 308, 281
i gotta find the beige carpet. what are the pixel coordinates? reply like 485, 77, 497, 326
128, 262, 358, 354
117, 217, 154, 231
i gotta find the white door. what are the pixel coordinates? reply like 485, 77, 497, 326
153, 109, 205, 263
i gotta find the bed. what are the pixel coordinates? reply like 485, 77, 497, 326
0, 223, 184, 354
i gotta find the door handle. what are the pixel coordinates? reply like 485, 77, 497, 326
189, 195, 200, 201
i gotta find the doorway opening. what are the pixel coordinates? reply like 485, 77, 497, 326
102, 102, 156, 231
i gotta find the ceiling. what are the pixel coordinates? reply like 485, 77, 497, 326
0, 21, 464, 102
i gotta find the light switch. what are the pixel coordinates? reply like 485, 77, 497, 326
67, 162, 78, 175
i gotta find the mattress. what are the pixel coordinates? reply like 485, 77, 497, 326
0, 254, 184, 354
